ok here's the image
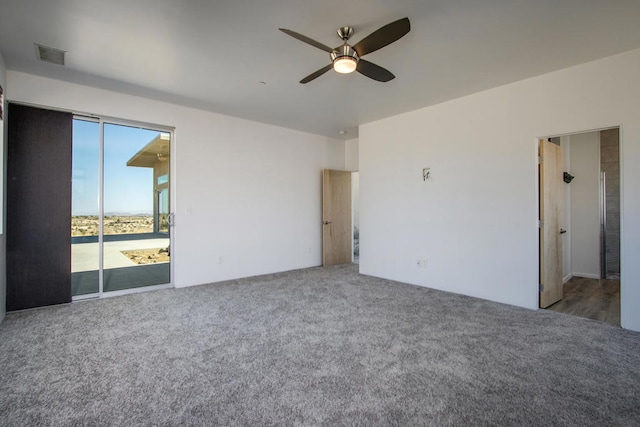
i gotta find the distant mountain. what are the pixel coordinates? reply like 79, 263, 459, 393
72, 212, 153, 217
105, 212, 153, 217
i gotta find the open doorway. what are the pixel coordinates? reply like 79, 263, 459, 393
540, 128, 621, 326
320, 169, 359, 265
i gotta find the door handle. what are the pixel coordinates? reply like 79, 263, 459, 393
560, 228, 566, 234
323, 221, 332, 225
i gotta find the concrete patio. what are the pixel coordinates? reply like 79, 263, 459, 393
72, 236, 170, 272
71, 234, 170, 296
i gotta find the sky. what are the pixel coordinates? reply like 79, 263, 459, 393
72, 120, 167, 215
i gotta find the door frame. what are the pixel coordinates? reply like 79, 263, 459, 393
535, 125, 624, 316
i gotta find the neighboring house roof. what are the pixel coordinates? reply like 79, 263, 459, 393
127, 133, 170, 168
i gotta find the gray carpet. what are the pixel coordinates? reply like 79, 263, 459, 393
1, 264, 639, 426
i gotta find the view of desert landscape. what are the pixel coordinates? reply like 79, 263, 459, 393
122, 248, 170, 264
72, 216, 169, 266
72, 215, 154, 236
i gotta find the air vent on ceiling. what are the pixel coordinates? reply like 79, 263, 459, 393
34, 44, 66, 66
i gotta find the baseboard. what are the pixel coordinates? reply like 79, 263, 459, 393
572, 272, 601, 280
563, 273, 573, 284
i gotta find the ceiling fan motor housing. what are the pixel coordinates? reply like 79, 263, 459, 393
331, 44, 359, 63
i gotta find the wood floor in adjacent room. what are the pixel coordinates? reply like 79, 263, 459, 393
546, 276, 620, 326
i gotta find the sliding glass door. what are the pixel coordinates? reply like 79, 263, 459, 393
71, 118, 172, 298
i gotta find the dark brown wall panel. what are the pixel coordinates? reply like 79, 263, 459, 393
7, 104, 72, 311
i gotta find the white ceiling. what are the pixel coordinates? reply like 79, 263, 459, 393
1, 0, 640, 139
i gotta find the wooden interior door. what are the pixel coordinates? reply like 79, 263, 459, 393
7, 103, 73, 311
539, 139, 563, 308
322, 170, 352, 266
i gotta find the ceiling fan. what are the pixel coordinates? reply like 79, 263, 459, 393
279, 17, 410, 84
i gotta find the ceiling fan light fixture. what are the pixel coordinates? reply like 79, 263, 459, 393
331, 44, 359, 74
333, 57, 357, 73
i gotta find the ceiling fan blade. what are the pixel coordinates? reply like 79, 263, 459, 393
279, 28, 334, 53
352, 17, 410, 57
300, 64, 333, 84
356, 59, 395, 82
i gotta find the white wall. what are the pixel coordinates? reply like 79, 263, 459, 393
346, 138, 360, 243
7, 71, 344, 288
0, 51, 6, 323
569, 132, 600, 278
359, 48, 640, 331
352, 172, 360, 234
345, 138, 359, 172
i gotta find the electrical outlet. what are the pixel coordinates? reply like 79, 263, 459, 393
416, 258, 428, 268
218, 256, 224, 265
